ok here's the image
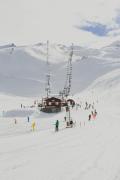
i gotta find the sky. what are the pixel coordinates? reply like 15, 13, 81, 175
0, 0, 120, 48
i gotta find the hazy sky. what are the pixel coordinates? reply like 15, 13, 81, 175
0, 0, 120, 47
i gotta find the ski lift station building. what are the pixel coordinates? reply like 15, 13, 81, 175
39, 97, 63, 113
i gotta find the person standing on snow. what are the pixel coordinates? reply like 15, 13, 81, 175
32, 121, 36, 131
14, 118, 17, 124
27, 116, 30, 122
55, 120, 59, 132
88, 114, 91, 121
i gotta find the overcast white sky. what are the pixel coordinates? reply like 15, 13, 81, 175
0, 0, 120, 47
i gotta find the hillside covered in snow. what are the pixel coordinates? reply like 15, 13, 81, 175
0, 41, 120, 97
0, 41, 120, 180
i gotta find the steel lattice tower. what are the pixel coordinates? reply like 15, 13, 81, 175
63, 44, 73, 97
45, 40, 51, 98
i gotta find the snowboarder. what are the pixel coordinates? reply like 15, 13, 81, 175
55, 120, 59, 132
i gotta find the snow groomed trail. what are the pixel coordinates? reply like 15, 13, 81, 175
0, 100, 120, 180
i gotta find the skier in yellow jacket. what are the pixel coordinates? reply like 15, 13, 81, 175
32, 121, 36, 131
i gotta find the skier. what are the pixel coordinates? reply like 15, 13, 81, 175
32, 121, 36, 131
55, 120, 59, 132
64, 116, 66, 121
88, 104, 91, 109
14, 118, 17, 124
27, 116, 30, 122
88, 114, 91, 121
85, 102, 88, 110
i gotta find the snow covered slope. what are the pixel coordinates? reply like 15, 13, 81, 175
0, 41, 120, 180
0, 42, 120, 97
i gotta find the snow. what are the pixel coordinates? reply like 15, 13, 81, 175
0, 41, 120, 180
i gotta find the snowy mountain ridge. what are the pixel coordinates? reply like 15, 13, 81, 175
0, 41, 120, 97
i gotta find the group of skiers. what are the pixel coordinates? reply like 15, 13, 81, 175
14, 100, 98, 133
14, 116, 36, 131
85, 102, 94, 110
54, 101, 98, 132
55, 119, 74, 132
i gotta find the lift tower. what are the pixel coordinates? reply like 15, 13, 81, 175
45, 40, 51, 98
63, 44, 74, 97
